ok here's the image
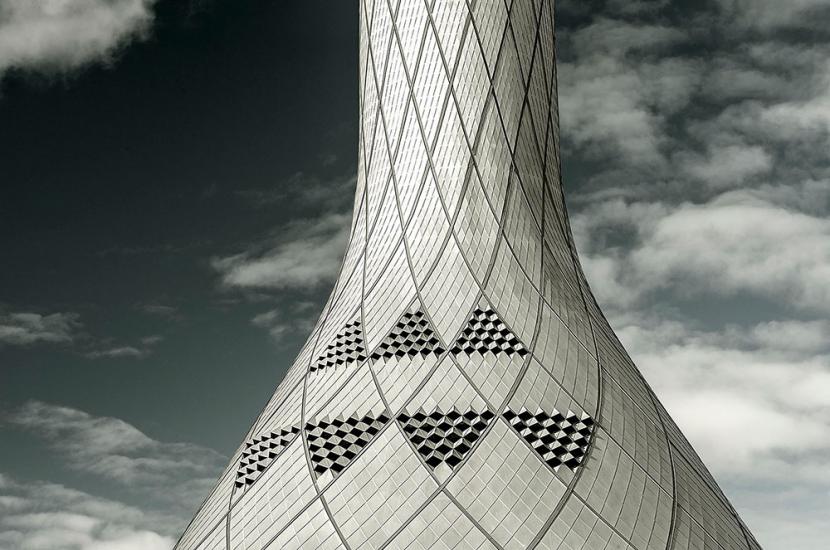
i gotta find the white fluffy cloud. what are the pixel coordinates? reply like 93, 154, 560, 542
0, 311, 80, 346
212, 212, 352, 291
610, 313, 830, 549
559, 1, 830, 547
575, 187, 830, 313
213, 173, 357, 293
2, 402, 227, 547
715, 0, 830, 30
0, 476, 174, 550
8, 401, 225, 489
0, 0, 156, 79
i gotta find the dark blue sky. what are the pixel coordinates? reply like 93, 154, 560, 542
1, 0, 358, 453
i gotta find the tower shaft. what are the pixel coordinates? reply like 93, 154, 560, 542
176, 3, 761, 550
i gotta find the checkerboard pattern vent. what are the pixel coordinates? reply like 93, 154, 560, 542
370, 309, 445, 360
310, 320, 367, 374
306, 412, 390, 476
235, 426, 300, 488
503, 407, 594, 471
398, 408, 495, 469
450, 307, 528, 357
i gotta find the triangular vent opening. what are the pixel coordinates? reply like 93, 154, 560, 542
398, 407, 495, 470
503, 407, 594, 471
370, 309, 445, 360
306, 411, 391, 476
310, 320, 367, 374
235, 426, 300, 488
450, 307, 529, 357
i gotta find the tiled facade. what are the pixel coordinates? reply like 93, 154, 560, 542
175, 1, 760, 549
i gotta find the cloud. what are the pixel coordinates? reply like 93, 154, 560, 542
576, 189, 830, 313
83, 336, 163, 359
0, 475, 174, 550
213, 172, 356, 293
212, 212, 352, 291
141, 335, 164, 346
6, 401, 224, 490
715, 0, 830, 30
84, 346, 146, 359
558, 55, 669, 166
557, 17, 700, 171
569, 18, 686, 57
251, 309, 291, 341
679, 144, 773, 188
558, 2, 830, 546
137, 304, 180, 319
251, 302, 317, 343
3, 402, 225, 545
0, 0, 156, 80
0, 311, 81, 346
234, 172, 356, 210
759, 62, 830, 139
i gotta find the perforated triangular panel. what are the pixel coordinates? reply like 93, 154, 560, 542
310, 320, 367, 374
450, 306, 529, 357
370, 309, 445, 360
305, 412, 391, 477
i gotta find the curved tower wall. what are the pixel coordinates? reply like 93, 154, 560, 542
175, 2, 761, 549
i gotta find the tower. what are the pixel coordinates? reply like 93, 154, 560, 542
176, 2, 761, 549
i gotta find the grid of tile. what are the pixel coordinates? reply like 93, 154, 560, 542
228, 439, 316, 549
174, 1, 762, 549
326, 424, 438, 550
383, 491, 496, 550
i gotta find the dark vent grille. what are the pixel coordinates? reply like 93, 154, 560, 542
398, 408, 495, 469
310, 320, 367, 374
235, 426, 300, 488
450, 307, 528, 357
306, 412, 390, 476
370, 310, 445, 360
503, 407, 594, 471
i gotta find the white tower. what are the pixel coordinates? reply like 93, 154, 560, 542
176, 2, 761, 549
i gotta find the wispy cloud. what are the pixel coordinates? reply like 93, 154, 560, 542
212, 172, 356, 292
0, 311, 81, 346
136, 303, 181, 320
1, 402, 227, 548
251, 302, 317, 343
212, 212, 351, 291
0, 475, 174, 550
141, 335, 164, 346
715, 0, 830, 30
0, 308, 169, 360
0, 0, 157, 81
233, 172, 355, 211
84, 346, 146, 359
84, 335, 164, 360
7, 401, 225, 490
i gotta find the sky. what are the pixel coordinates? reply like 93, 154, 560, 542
1, 0, 829, 549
